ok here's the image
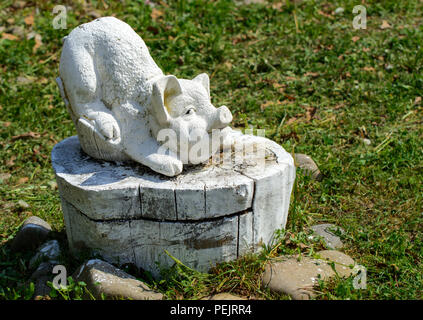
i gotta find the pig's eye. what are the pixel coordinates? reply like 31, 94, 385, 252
185, 108, 195, 115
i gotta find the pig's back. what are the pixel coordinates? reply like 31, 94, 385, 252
60, 17, 163, 108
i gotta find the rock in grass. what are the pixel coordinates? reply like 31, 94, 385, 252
29, 240, 61, 269
316, 250, 356, 278
17, 200, 30, 209
73, 259, 163, 300
294, 153, 322, 181
32, 276, 52, 298
334, 7, 345, 15
30, 261, 57, 298
30, 261, 57, 280
11, 216, 52, 252
262, 250, 356, 300
310, 224, 344, 249
361, 138, 371, 145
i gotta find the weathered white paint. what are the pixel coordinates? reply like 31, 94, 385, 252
57, 17, 233, 177
61, 199, 136, 266
52, 135, 261, 221
53, 132, 295, 278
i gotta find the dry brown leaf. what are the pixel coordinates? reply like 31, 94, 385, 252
2, 33, 18, 40
304, 72, 319, 78
298, 243, 309, 249
380, 20, 391, 29
272, 82, 285, 93
305, 106, 317, 121
11, 131, 41, 141
352, 36, 360, 42
151, 8, 164, 20
363, 66, 376, 72
285, 76, 297, 81
32, 34, 42, 53
3, 122, 11, 127
272, 2, 283, 10
232, 34, 247, 45
100, 0, 109, 9
24, 14, 34, 26
17, 177, 29, 184
317, 10, 334, 19
363, 47, 371, 52
260, 100, 282, 111
224, 61, 232, 70
414, 96, 422, 105
285, 117, 298, 125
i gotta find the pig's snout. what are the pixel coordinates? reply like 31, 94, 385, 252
212, 105, 233, 129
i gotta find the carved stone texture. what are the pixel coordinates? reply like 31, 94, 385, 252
52, 132, 295, 278
57, 17, 234, 177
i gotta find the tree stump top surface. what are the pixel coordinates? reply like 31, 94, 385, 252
52, 134, 295, 221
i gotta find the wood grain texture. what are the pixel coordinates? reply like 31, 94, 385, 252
53, 134, 295, 277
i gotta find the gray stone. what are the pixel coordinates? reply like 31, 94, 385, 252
310, 223, 344, 249
73, 259, 163, 300
33, 276, 53, 298
316, 250, 355, 277
361, 138, 371, 145
294, 153, 322, 181
11, 1, 26, 9
29, 240, 61, 269
10, 26, 25, 37
262, 250, 357, 300
11, 216, 52, 252
30, 261, 58, 299
334, 7, 345, 15
17, 200, 30, 209
30, 261, 57, 280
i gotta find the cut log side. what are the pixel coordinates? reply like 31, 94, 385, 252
52, 134, 295, 278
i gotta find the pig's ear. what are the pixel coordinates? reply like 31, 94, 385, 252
151, 75, 182, 126
193, 73, 210, 98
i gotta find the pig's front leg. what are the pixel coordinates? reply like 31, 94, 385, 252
124, 138, 183, 177
142, 153, 183, 177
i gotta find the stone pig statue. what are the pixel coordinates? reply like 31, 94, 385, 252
56, 17, 233, 176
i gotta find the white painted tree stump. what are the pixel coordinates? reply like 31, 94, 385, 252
52, 133, 295, 278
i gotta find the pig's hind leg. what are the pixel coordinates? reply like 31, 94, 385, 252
60, 46, 120, 141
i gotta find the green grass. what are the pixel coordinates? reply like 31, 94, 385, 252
1, 0, 422, 300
